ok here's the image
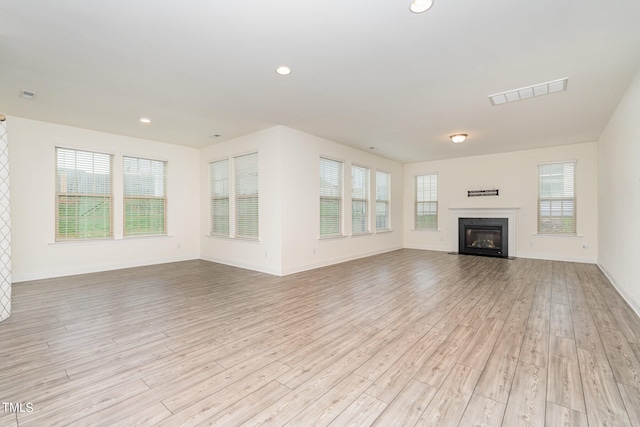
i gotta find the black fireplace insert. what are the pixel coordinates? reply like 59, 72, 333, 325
458, 217, 508, 258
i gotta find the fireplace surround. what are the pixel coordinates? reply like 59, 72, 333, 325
450, 207, 518, 259
458, 217, 508, 258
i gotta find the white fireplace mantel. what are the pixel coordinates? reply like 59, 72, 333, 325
449, 207, 519, 257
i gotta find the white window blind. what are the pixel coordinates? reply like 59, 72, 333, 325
416, 173, 438, 229
376, 171, 391, 230
320, 157, 343, 237
210, 159, 230, 235
352, 165, 369, 234
234, 153, 259, 239
538, 161, 576, 234
123, 156, 167, 236
56, 147, 113, 240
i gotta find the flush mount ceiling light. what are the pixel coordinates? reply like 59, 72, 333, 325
139, 117, 152, 124
489, 77, 568, 106
410, 0, 434, 13
20, 89, 36, 99
450, 134, 467, 144
275, 66, 292, 76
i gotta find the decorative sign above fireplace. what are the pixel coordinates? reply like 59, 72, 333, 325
467, 189, 499, 197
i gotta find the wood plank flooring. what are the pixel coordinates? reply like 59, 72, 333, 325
1, 249, 640, 426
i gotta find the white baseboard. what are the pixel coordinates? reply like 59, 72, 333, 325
597, 263, 640, 320
280, 246, 404, 276
12, 254, 200, 283
512, 251, 597, 264
403, 246, 597, 264
403, 244, 451, 253
198, 255, 283, 276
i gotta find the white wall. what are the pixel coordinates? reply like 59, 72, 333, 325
199, 127, 285, 275
404, 142, 598, 263
9, 117, 200, 282
598, 67, 640, 316
278, 127, 404, 275
8, 118, 607, 282
199, 126, 403, 276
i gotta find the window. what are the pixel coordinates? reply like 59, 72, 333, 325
210, 159, 230, 235
235, 152, 259, 239
376, 171, 391, 230
209, 153, 259, 239
351, 165, 369, 234
123, 157, 167, 236
538, 161, 576, 234
320, 157, 343, 237
415, 173, 438, 229
56, 147, 113, 240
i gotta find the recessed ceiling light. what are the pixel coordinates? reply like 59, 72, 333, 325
139, 117, 151, 124
275, 66, 292, 76
489, 77, 568, 106
410, 0, 434, 13
209, 134, 222, 139
20, 89, 36, 99
450, 134, 467, 144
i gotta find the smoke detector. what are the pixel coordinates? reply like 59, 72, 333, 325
20, 89, 36, 100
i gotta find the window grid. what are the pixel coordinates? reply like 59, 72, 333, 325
351, 165, 369, 234
538, 161, 576, 234
55, 147, 113, 241
415, 173, 438, 230
320, 157, 343, 237
376, 171, 391, 231
123, 156, 167, 236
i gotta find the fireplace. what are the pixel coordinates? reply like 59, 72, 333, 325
458, 217, 508, 258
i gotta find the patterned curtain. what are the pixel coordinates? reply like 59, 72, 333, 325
0, 113, 11, 323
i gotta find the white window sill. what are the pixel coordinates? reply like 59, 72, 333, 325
411, 228, 441, 232
318, 234, 348, 241
375, 229, 393, 234
532, 233, 583, 238
50, 235, 173, 246
206, 234, 260, 243
351, 232, 373, 237
123, 234, 170, 240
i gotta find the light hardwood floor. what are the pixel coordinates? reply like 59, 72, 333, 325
1, 249, 640, 426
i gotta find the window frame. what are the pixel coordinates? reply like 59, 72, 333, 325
375, 170, 391, 231
55, 147, 114, 241
415, 173, 438, 230
538, 161, 577, 235
209, 158, 230, 236
319, 157, 344, 238
123, 156, 167, 237
351, 164, 370, 235
234, 152, 259, 240
209, 152, 259, 240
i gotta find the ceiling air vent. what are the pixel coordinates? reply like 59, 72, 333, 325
489, 78, 568, 106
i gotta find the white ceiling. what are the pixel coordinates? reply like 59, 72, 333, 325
1, 0, 639, 163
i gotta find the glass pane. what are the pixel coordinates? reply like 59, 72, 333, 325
236, 196, 259, 238
320, 198, 340, 236
211, 197, 230, 235
416, 201, 437, 229
376, 201, 388, 229
352, 199, 367, 233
